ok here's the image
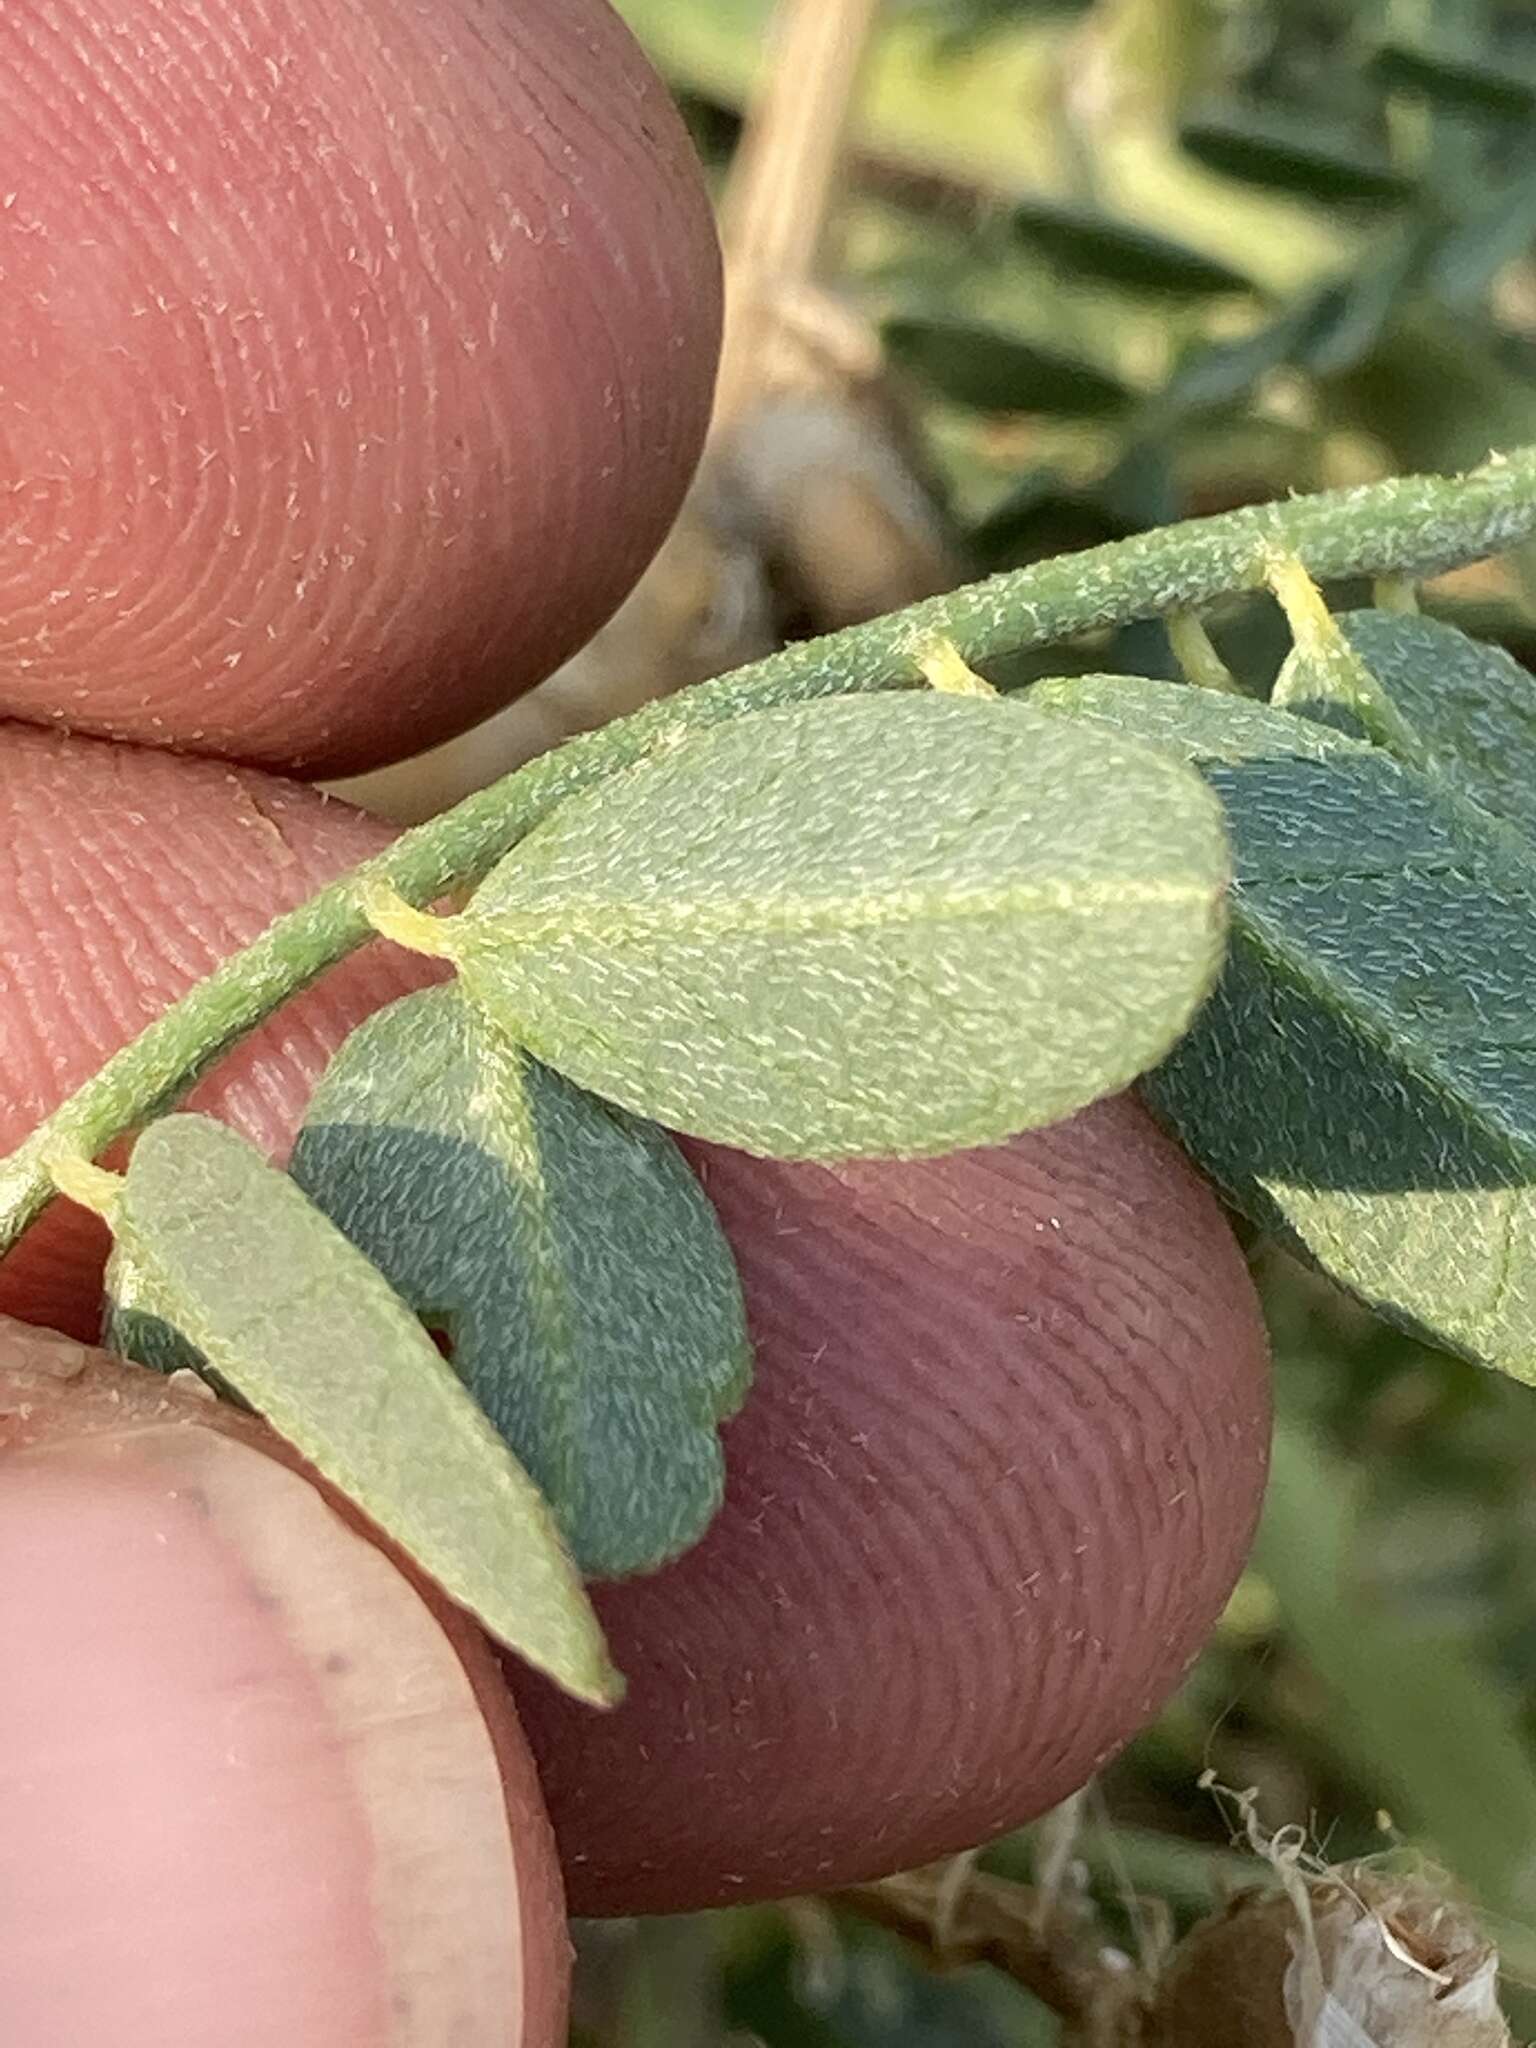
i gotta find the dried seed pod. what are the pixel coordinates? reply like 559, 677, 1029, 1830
1147, 1864, 1513, 2048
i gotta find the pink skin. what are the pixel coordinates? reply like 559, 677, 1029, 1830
0, 0, 721, 775
517, 1118, 1270, 1915
0, 0, 719, 2031
0, 726, 439, 1338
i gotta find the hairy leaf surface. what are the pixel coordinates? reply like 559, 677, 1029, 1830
453, 693, 1231, 1161
1036, 675, 1536, 1379
291, 987, 751, 1578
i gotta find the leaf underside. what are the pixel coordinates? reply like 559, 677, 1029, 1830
291, 986, 752, 1579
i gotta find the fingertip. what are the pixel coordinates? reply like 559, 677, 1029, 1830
0, 0, 721, 773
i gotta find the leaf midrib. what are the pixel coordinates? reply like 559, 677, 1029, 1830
478, 870, 1223, 949
1236, 894, 1536, 1182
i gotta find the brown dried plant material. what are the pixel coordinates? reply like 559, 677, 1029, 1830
845, 1857, 1151, 2046
1147, 1864, 1513, 2048
846, 1798, 1515, 2048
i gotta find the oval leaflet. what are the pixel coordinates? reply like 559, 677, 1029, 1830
1035, 673, 1536, 1383
442, 692, 1231, 1162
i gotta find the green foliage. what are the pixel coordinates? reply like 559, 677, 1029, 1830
1007, 200, 1255, 299
1256, 1421, 1536, 1927
1177, 108, 1415, 208
1369, 35, 1536, 123
722, 1919, 1052, 2048
589, 2, 1536, 2033
662, 0, 1536, 610
1291, 609, 1536, 839
1038, 675, 1536, 1383
104, 1116, 619, 1704
290, 987, 751, 1579
884, 315, 1133, 416
10, 10, 1536, 2028
451, 692, 1230, 1160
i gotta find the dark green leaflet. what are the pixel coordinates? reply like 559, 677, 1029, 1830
1178, 108, 1416, 205
450, 692, 1231, 1162
1277, 609, 1536, 842
1009, 201, 1254, 299
291, 986, 751, 1579
105, 1115, 619, 1703
1034, 676, 1536, 1381
882, 316, 1133, 417
1369, 39, 1536, 121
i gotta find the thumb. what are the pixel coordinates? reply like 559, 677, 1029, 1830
0, 1321, 568, 2048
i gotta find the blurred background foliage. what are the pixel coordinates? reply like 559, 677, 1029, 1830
568, 1, 1536, 2038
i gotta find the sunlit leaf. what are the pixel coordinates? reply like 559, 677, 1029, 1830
1035, 677, 1536, 1380
450, 693, 1230, 1161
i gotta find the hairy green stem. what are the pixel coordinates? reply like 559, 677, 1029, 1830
4, 447, 1535, 1258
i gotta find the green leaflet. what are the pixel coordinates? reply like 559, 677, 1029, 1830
1029, 672, 1369, 766
1178, 106, 1415, 206
1277, 609, 1536, 842
1034, 676, 1536, 1381
449, 692, 1231, 1162
1008, 201, 1254, 300
105, 1115, 620, 1705
1369, 39, 1536, 122
882, 316, 1133, 418
289, 987, 752, 1579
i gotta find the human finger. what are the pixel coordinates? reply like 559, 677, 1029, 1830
0, 0, 720, 777
0, 1320, 569, 2046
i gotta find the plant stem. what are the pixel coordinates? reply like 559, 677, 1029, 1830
3, 447, 1536, 1259
714, 0, 882, 423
